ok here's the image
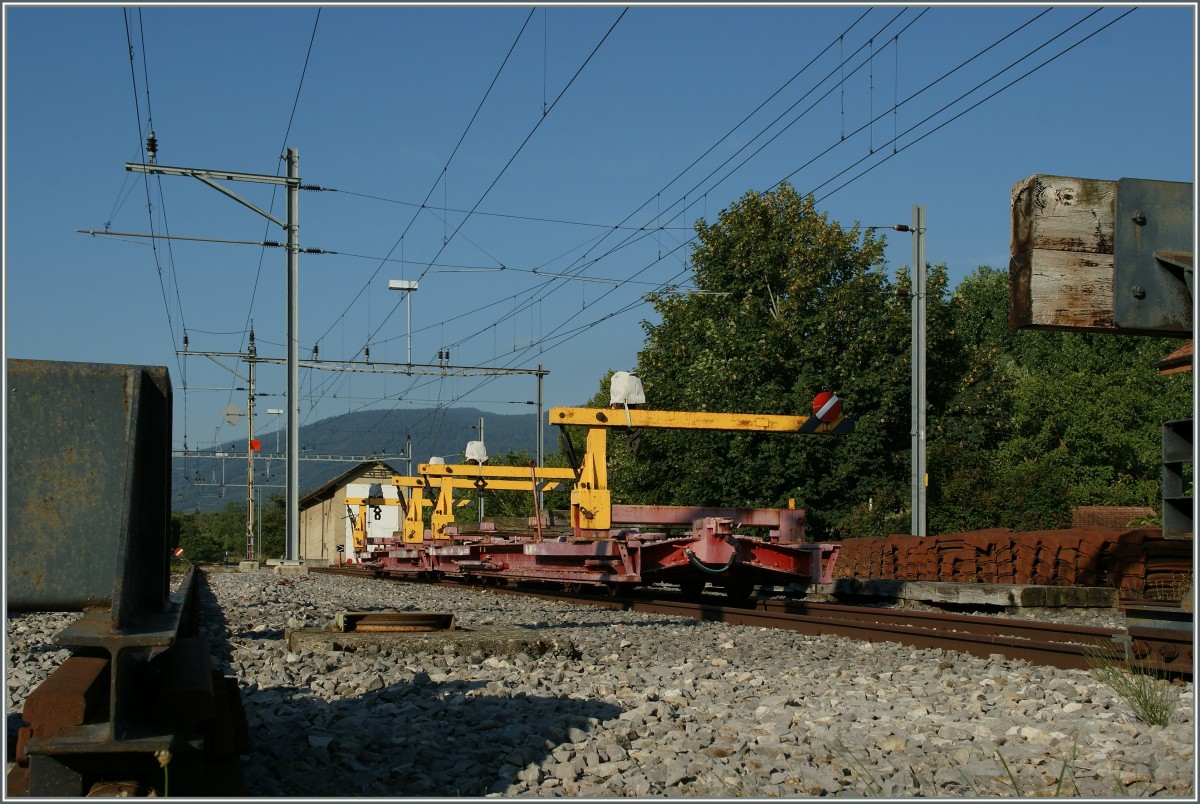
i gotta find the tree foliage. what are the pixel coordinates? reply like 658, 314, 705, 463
171, 493, 285, 562
611, 183, 953, 537
586, 187, 1189, 539
927, 267, 1190, 533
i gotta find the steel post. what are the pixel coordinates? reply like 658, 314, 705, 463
911, 204, 927, 537
286, 147, 300, 562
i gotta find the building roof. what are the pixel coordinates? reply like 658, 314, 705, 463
300, 460, 404, 506
1158, 341, 1193, 375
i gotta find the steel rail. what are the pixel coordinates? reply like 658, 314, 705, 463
309, 568, 1192, 678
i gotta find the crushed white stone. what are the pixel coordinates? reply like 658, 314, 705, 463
6, 570, 1194, 798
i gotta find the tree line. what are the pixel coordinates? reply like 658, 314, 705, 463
173, 183, 1189, 559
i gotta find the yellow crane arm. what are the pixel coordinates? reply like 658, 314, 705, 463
549, 405, 853, 534
416, 464, 577, 480
548, 406, 853, 434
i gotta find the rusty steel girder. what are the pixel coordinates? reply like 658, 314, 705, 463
5, 360, 249, 796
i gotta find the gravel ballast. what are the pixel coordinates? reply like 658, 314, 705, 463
6, 569, 1195, 798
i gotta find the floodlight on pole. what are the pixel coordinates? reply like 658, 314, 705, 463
267, 408, 284, 455
388, 279, 419, 365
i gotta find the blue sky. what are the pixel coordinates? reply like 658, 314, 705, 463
4, 3, 1196, 458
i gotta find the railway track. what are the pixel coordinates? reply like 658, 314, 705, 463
312, 566, 1192, 679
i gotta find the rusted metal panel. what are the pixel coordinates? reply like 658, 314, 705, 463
333, 611, 455, 632
1112, 178, 1193, 333
6, 359, 172, 623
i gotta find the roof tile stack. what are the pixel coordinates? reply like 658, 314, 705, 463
830, 527, 1187, 597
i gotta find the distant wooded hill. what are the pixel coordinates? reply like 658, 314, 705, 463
173, 407, 543, 513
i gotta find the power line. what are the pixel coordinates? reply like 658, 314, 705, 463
385, 9, 907, 373
811, 8, 1134, 203
419, 4, 1106, 379
237, 7, 323, 420
307, 9, 626, 421
320, 187, 693, 230
182, 7, 1142, 450
311, 8, 538, 352
306, 8, 890, 429
404, 9, 1140, 415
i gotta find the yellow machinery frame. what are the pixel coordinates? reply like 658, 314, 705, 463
361, 472, 566, 544
548, 405, 854, 533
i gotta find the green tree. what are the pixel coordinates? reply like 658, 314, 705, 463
612, 183, 954, 538
929, 266, 1190, 532
1000, 331, 1189, 508
258, 493, 286, 559
171, 509, 224, 563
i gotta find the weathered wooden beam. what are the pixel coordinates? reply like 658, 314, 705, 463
1009, 174, 1118, 331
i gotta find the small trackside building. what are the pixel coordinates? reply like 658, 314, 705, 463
298, 460, 404, 566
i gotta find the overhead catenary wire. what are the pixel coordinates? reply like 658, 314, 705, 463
387, 7, 1140, 418
295, 4, 541, 428
306, 9, 627, 429
155, 8, 322, 466
351, 6, 629, 360
391, 8, 906, 369
122, 8, 185, 379
439, 2, 1067, 358
300, 9, 964, 424
303, 4, 877, 431
237, 7, 323, 413
190, 10, 323, 494
169, 7, 1142, 458
311, 8, 539, 354
318, 187, 691, 231
810, 7, 1135, 203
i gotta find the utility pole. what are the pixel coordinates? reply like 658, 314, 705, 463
127, 148, 304, 562
536, 365, 544, 520
911, 204, 927, 538
387, 279, 419, 364
285, 148, 301, 563
246, 329, 257, 560
870, 209, 929, 537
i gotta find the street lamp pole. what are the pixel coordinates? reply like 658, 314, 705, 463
536, 366, 544, 518
873, 207, 928, 537
267, 408, 284, 455
477, 417, 485, 526
910, 204, 927, 537
387, 279, 419, 365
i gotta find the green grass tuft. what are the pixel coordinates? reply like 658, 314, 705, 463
1082, 641, 1181, 727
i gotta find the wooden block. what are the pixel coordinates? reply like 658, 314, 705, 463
1010, 174, 1119, 332
1009, 250, 1115, 330
1011, 174, 1116, 254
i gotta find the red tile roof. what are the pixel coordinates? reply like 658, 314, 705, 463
1158, 341, 1192, 375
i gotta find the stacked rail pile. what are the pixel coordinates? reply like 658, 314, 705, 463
831, 528, 1190, 597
